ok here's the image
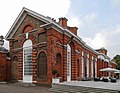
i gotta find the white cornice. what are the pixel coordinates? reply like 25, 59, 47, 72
6, 7, 98, 55
110, 61, 117, 65
98, 53, 110, 59
5, 7, 52, 40
5, 8, 26, 40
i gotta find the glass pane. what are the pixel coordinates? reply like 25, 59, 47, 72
24, 48, 32, 75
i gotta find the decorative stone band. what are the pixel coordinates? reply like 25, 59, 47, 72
12, 42, 47, 51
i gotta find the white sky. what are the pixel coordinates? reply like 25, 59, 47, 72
1, 0, 120, 58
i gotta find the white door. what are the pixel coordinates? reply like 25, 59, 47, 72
67, 44, 71, 82
23, 40, 32, 83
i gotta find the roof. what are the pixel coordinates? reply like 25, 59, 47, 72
110, 61, 117, 65
5, 7, 52, 39
98, 53, 110, 59
5, 7, 98, 55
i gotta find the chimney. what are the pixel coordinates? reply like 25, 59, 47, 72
59, 17, 68, 28
96, 47, 107, 55
100, 48, 107, 55
67, 27, 78, 35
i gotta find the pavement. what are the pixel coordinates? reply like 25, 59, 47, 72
0, 80, 120, 93
0, 83, 54, 93
60, 80, 120, 91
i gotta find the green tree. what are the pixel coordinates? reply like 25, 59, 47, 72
112, 55, 120, 70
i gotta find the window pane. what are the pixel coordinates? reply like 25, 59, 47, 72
24, 48, 32, 75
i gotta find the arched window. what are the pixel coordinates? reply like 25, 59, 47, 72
55, 53, 62, 77
23, 39, 32, 83
13, 56, 18, 62
69, 42, 75, 54
23, 25, 33, 33
38, 52, 47, 78
56, 53, 61, 63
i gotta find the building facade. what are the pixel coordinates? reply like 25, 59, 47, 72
96, 48, 117, 77
5, 8, 116, 85
0, 36, 11, 82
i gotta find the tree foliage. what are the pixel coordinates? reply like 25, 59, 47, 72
112, 55, 120, 70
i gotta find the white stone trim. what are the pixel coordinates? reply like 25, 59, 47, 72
91, 60, 93, 78
92, 56, 94, 60
26, 32, 29, 39
32, 81, 37, 83
5, 7, 50, 39
18, 80, 23, 82
95, 61, 97, 77
87, 53, 89, 58
67, 44, 71, 82
87, 58, 89, 77
82, 57, 84, 77
5, 7, 98, 55
82, 51, 84, 56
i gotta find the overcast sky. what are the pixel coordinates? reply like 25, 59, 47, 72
1, 0, 120, 58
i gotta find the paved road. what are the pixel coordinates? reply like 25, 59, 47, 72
0, 84, 54, 93
61, 80, 120, 91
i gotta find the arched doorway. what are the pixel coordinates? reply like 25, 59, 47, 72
11, 56, 18, 82
23, 39, 32, 83
37, 52, 47, 80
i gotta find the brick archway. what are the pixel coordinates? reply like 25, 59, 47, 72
55, 53, 62, 77
23, 25, 33, 33
69, 42, 75, 80
22, 22, 35, 33
37, 51, 47, 81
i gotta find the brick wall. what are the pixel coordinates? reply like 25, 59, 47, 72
0, 52, 7, 81
0, 52, 11, 82
6, 58, 11, 81
8, 13, 100, 85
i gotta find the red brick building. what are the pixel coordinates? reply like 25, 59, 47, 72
96, 48, 117, 77
5, 8, 116, 85
0, 36, 11, 82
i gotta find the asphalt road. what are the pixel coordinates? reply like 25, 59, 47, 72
0, 84, 54, 93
